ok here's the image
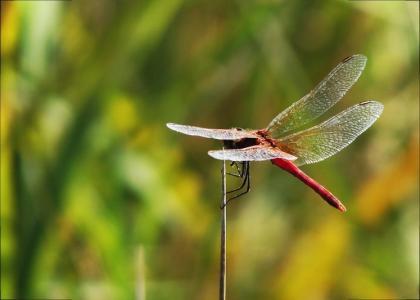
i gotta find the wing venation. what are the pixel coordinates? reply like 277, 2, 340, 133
208, 145, 297, 161
267, 54, 367, 137
277, 101, 383, 166
167, 123, 258, 140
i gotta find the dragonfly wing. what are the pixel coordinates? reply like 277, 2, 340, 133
267, 54, 367, 137
167, 123, 258, 140
208, 145, 297, 161
278, 101, 383, 166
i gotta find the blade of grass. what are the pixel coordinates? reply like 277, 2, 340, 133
219, 157, 227, 300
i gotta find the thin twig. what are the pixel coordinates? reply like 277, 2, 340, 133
219, 157, 227, 300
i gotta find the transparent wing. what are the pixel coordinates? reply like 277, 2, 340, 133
167, 123, 258, 140
208, 145, 297, 162
267, 54, 367, 138
278, 101, 383, 166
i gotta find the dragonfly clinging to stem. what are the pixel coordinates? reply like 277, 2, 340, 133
167, 54, 383, 212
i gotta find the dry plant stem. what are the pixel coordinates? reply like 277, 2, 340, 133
219, 158, 227, 300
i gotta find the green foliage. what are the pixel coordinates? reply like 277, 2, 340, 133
1, 1, 418, 299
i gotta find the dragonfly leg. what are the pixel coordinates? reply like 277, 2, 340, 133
222, 162, 239, 176
226, 168, 250, 205
226, 161, 242, 177
226, 161, 248, 194
221, 162, 250, 208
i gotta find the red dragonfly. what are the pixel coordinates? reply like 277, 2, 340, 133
167, 55, 383, 212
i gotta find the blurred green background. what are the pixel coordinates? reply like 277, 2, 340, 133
1, 1, 418, 299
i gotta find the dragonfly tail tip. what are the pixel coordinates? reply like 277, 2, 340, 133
338, 204, 347, 212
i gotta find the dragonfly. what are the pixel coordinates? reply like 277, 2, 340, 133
167, 54, 383, 212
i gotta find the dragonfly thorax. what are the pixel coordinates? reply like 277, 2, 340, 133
223, 138, 258, 150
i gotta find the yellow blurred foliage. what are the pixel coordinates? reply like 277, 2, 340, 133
271, 215, 349, 300
171, 173, 212, 238
1, 4, 20, 57
340, 265, 396, 299
105, 96, 139, 135
355, 134, 419, 226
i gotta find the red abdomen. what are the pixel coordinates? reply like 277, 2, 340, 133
271, 158, 346, 212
